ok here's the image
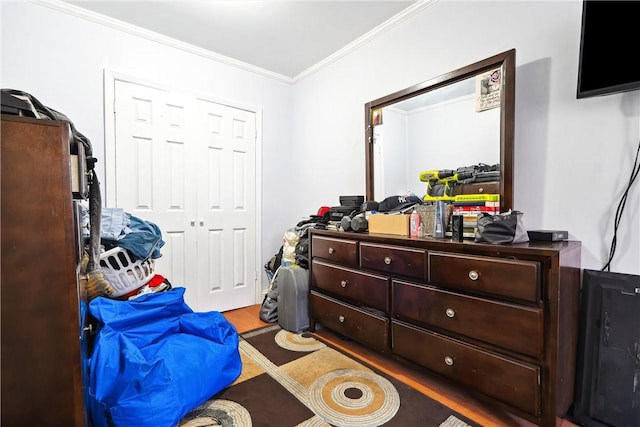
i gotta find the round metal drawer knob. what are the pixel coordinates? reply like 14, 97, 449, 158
444, 356, 454, 366
384, 256, 392, 265
468, 270, 479, 281
338, 315, 345, 323
340, 280, 348, 288
445, 308, 455, 318
328, 247, 335, 254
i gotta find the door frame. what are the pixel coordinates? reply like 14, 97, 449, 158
103, 69, 263, 306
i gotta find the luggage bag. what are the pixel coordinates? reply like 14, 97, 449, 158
277, 266, 309, 333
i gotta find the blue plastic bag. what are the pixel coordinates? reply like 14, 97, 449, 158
87, 288, 241, 427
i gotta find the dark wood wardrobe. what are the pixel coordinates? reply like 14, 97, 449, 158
1, 114, 87, 425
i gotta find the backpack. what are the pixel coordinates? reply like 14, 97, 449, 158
259, 266, 281, 323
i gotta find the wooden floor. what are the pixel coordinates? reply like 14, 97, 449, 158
222, 305, 579, 427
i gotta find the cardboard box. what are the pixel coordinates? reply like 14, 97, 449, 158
368, 214, 410, 236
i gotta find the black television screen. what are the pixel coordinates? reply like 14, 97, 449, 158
577, 1, 640, 99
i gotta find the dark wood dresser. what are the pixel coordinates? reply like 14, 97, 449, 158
1, 115, 87, 425
309, 228, 581, 426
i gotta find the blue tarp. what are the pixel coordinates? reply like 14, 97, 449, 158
87, 288, 242, 427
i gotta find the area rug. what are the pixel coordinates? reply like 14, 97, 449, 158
179, 325, 478, 427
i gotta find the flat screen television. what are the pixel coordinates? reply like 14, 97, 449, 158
577, 1, 640, 99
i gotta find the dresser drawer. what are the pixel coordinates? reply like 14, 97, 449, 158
360, 243, 426, 281
392, 281, 543, 358
311, 235, 358, 267
310, 291, 389, 353
311, 260, 389, 312
392, 321, 541, 416
429, 252, 540, 302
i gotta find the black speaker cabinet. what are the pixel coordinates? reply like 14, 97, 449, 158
571, 269, 640, 427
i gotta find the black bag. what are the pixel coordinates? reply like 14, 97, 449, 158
265, 245, 283, 276
259, 293, 278, 323
259, 267, 280, 323
1, 89, 94, 161
295, 237, 309, 269
474, 210, 529, 244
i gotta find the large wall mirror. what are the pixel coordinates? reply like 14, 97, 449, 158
365, 49, 515, 213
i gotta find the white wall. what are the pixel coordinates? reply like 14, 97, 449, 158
0, 1, 294, 291
396, 98, 500, 197
291, 0, 640, 275
2, 0, 639, 277
375, 108, 409, 198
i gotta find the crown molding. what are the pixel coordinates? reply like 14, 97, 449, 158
32, 0, 436, 85
293, 0, 437, 82
32, 0, 294, 83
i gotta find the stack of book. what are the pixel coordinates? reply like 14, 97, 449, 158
449, 195, 500, 238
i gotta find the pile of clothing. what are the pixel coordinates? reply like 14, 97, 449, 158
82, 206, 169, 300
96, 207, 165, 261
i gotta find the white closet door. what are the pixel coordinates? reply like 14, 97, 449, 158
112, 80, 257, 312
194, 99, 257, 313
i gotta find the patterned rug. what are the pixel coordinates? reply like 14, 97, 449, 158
179, 325, 478, 427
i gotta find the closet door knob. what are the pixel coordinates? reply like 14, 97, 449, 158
468, 270, 479, 281
190, 220, 195, 227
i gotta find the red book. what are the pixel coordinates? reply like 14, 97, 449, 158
453, 206, 498, 213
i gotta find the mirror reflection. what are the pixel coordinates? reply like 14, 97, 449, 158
365, 49, 515, 213
372, 73, 502, 201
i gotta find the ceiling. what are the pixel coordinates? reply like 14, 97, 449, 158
59, 0, 423, 81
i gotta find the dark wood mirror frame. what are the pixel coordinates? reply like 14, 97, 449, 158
364, 49, 515, 213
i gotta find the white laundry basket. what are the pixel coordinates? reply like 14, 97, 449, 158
99, 247, 155, 297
